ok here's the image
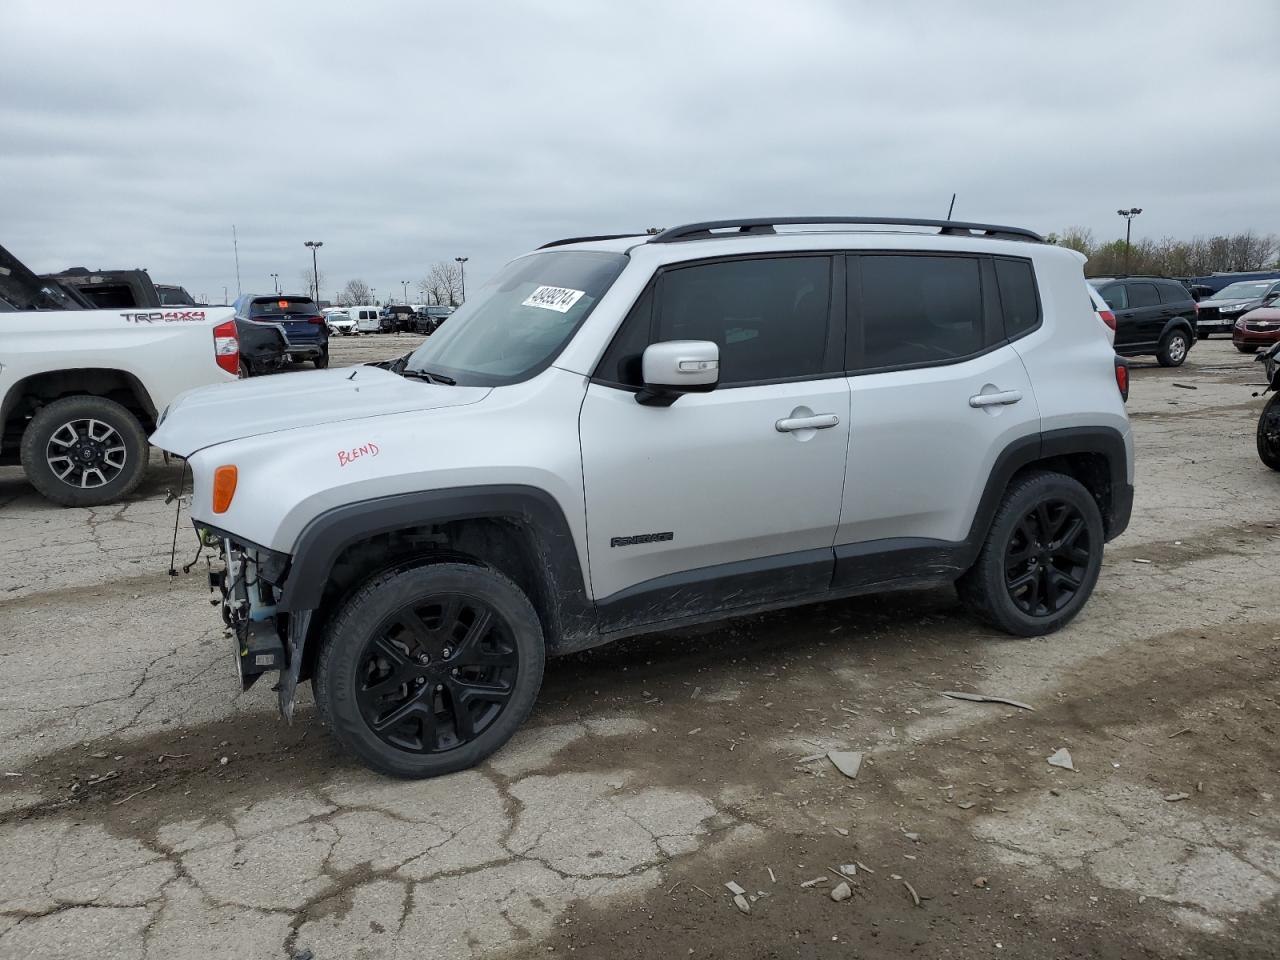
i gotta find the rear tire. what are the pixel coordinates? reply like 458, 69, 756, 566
957, 470, 1105, 636
19, 395, 149, 507
315, 562, 545, 778
1237, 344, 1259, 354
314, 347, 330, 369
1258, 393, 1280, 471
1157, 330, 1189, 367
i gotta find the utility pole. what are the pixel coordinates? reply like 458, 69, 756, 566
270, 272, 279, 294
455, 256, 468, 305
232, 225, 242, 297
304, 240, 323, 303
1117, 208, 1142, 273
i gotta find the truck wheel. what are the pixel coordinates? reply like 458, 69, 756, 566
314, 348, 330, 369
19, 395, 149, 507
1258, 393, 1280, 471
957, 470, 1104, 637
1157, 330, 1189, 367
315, 562, 545, 778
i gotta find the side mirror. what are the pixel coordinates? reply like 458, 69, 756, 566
636, 340, 719, 406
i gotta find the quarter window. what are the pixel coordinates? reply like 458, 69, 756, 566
1158, 282, 1190, 305
855, 255, 983, 370
1128, 283, 1159, 308
1098, 284, 1127, 310
654, 257, 832, 385
994, 258, 1041, 338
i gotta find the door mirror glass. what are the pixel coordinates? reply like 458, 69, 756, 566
637, 340, 719, 406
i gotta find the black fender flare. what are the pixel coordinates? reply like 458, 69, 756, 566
276, 484, 597, 645
1159, 316, 1195, 343
964, 426, 1132, 553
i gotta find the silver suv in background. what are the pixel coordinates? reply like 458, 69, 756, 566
152, 216, 1134, 778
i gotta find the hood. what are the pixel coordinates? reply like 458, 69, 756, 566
1242, 307, 1280, 322
1203, 297, 1257, 308
150, 365, 490, 456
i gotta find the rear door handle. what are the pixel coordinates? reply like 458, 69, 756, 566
775, 414, 840, 432
969, 390, 1022, 408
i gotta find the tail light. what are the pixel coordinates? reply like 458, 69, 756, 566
213, 320, 239, 375
307, 315, 326, 325
1114, 356, 1129, 401
1098, 309, 1116, 332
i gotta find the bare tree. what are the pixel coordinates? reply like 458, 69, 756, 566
421, 261, 464, 307
338, 279, 372, 306
1048, 227, 1279, 277
296, 269, 327, 302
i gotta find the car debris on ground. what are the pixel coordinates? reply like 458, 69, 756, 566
1047, 748, 1075, 770
941, 690, 1035, 711
827, 750, 863, 778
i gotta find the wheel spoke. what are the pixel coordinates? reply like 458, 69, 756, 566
371, 635, 411, 669
1042, 566, 1061, 610
448, 675, 512, 709
1007, 568, 1038, 592
1057, 517, 1085, 550
1052, 566, 1083, 590
49, 425, 77, 447
371, 690, 435, 738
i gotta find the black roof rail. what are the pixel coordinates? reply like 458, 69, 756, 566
648, 217, 1044, 244
538, 233, 644, 250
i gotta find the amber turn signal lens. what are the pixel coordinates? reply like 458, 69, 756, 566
212, 465, 238, 514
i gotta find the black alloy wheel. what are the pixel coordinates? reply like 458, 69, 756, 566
957, 470, 1105, 636
1003, 500, 1091, 617
356, 594, 519, 754
315, 562, 545, 778
19, 394, 149, 506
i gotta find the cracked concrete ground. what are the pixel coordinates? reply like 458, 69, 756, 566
0, 338, 1277, 958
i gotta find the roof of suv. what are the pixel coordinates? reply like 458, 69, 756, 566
537, 217, 1063, 263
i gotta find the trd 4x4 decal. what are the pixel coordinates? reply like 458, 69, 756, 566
121, 310, 207, 323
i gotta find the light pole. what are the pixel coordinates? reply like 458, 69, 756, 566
455, 256, 468, 305
270, 272, 279, 295
370, 287, 376, 306
402, 280, 410, 304
304, 240, 323, 302
1116, 208, 1142, 274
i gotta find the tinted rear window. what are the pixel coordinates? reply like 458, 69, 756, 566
857, 255, 983, 370
1128, 283, 1159, 308
1158, 282, 1191, 305
251, 297, 317, 316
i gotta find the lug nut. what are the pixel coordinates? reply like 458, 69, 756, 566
435, 683, 444, 691
416, 653, 429, 664
442, 647, 452, 658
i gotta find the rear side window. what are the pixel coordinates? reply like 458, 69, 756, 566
1098, 284, 1127, 310
1128, 283, 1159, 308
994, 258, 1041, 339
1158, 282, 1190, 305
655, 256, 833, 385
854, 255, 983, 370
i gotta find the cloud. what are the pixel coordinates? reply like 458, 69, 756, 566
1, 0, 1276, 302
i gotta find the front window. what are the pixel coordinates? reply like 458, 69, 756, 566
1210, 281, 1271, 301
405, 250, 627, 386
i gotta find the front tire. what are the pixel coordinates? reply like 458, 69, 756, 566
958, 470, 1105, 636
1157, 330, 1190, 367
1258, 393, 1280, 471
1237, 344, 1259, 354
315, 563, 545, 778
19, 395, 149, 507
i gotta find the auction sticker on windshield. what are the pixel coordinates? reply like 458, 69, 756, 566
522, 285, 585, 313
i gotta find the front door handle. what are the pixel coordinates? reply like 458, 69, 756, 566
776, 414, 840, 432
969, 389, 1023, 408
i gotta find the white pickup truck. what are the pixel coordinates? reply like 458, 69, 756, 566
0, 244, 239, 506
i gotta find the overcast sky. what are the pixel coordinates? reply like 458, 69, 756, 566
3, 0, 1277, 304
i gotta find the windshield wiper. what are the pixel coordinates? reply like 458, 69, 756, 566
401, 367, 456, 386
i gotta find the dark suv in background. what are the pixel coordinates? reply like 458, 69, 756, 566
233, 294, 330, 368
1090, 277, 1197, 367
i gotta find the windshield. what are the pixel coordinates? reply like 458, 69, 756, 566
1209, 281, 1273, 301
405, 250, 627, 386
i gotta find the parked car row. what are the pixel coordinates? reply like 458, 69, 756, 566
1088, 273, 1280, 364
317, 303, 455, 336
